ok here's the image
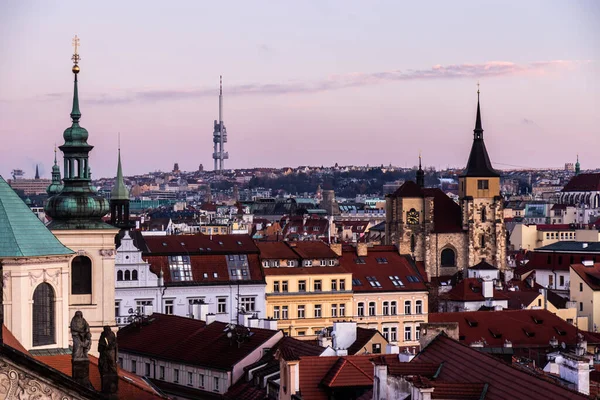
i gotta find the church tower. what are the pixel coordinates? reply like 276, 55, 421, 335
44, 36, 119, 356
110, 147, 132, 229
46, 147, 64, 196
458, 88, 506, 270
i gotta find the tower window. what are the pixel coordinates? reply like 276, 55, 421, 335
33, 283, 56, 346
477, 180, 489, 190
441, 248, 456, 267
480, 235, 486, 248
481, 207, 487, 222
71, 256, 92, 295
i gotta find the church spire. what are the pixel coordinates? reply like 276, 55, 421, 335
47, 146, 64, 196
35, 164, 40, 180
111, 145, 129, 201
461, 85, 499, 178
416, 152, 425, 188
575, 154, 580, 176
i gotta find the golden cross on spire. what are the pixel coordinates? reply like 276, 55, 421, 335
71, 35, 80, 66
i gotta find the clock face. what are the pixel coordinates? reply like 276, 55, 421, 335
407, 209, 419, 225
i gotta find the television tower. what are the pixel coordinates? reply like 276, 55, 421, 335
212, 76, 229, 171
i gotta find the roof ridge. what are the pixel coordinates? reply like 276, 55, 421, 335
344, 357, 374, 381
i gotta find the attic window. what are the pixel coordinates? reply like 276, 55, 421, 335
407, 276, 420, 283
376, 257, 388, 264
207, 248, 212, 251
531, 316, 544, 325
355, 258, 366, 264
237, 241, 242, 245
389, 276, 404, 287
465, 318, 478, 327
488, 328, 502, 339
162, 243, 167, 246
352, 278, 363, 286
366, 276, 382, 288
199, 248, 204, 251
219, 241, 224, 246
203, 273, 208, 278
523, 328, 535, 337
213, 272, 218, 278
554, 326, 567, 336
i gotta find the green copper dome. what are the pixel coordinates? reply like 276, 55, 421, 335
45, 51, 112, 230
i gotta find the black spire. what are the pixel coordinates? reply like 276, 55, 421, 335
35, 165, 40, 180
461, 89, 500, 178
416, 154, 425, 188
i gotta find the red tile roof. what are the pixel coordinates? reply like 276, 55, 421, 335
287, 241, 339, 259
339, 247, 427, 292
3, 325, 30, 355
143, 233, 259, 254
442, 278, 509, 302
298, 355, 375, 400
35, 354, 167, 399
571, 262, 600, 290
118, 314, 281, 371
561, 173, 600, 192
535, 224, 574, 232
412, 334, 586, 399
256, 241, 299, 260
262, 265, 348, 276
144, 253, 264, 284
429, 309, 600, 348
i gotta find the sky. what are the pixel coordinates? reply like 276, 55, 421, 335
0, 1, 598, 179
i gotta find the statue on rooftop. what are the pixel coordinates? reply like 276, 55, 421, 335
98, 325, 119, 397
70, 311, 91, 361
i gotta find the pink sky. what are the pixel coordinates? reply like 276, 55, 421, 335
0, 1, 598, 179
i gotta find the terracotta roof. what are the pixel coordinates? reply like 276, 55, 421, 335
470, 260, 497, 270
144, 253, 264, 285
412, 334, 586, 399
263, 265, 348, 276
443, 278, 509, 302
505, 290, 542, 310
535, 224, 574, 232
3, 325, 30, 355
298, 355, 375, 400
390, 181, 424, 198
143, 233, 259, 255
223, 380, 267, 400
118, 314, 280, 371
287, 241, 338, 259
35, 354, 167, 399
429, 309, 600, 348
256, 241, 299, 260
339, 247, 427, 292
346, 328, 383, 355
561, 173, 600, 192
571, 263, 600, 290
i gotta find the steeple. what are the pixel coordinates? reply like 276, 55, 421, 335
416, 152, 425, 188
35, 165, 40, 180
461, 86, 499, 178
575, 154, 580, 176
47, 146, 64, 195
111, 147, 129, 201
45, 35, 110, 230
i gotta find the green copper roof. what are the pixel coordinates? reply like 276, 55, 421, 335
111, 149, 129, 200
0, 176, 73, 257
47, 148, 64, 196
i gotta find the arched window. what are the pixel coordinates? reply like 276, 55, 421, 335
124, 270, 131, 281
71, 256, 92, 295
32, 283, 55, 346
383, 301, 389, 315
481, 206, 487, 222
132, 270, 138, 281
390, 301, 397, 315
441, 248, 456, 267
404, 300, 412, 315
117, 270, 123, 281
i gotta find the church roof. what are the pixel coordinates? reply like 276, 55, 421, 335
461, 94, 500, 178
561, 173, 600, 192
0, 176, 73, 257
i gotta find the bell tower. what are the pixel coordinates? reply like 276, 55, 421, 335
459, 86, 505, 270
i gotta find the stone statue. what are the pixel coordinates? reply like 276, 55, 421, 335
70, 311, 91, 361
98, 326, 119, 397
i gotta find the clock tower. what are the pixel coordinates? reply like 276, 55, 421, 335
458, 89, 506, 270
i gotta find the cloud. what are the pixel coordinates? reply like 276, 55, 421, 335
42, 59, 590, 105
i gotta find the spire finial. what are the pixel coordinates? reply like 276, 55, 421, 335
70, 36, 81, 122
54, 144, 57, 164
71, 35, 80, 74
220, 75, 223, 96
118, 132, 121, 151
474, 84, 483, 139
419, 150, 422, 168
477, 81, 480, 96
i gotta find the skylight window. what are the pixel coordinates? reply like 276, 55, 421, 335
376, 257, 388, 264
355, 258, 366, 264
168, 255, 192, 282
406, 275, 420, 283
366, 276, 382, 288
352, 278, 363, 286
389, 276, 404, 287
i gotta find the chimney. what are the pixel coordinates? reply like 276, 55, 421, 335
398, 348, 415, 362
332, 321, 357, 350
238, 312, 252, 327
550, 354, 591, 395
419, 322, 459, 349
386, 343, 399, 354
482, 280, 494, 299
205, 313, 217, 325
335, 349, 348, 356
263, 318, 278, 331
248, 315, 259, 328
356, 243, 368, 257
330, 243, 342, 257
